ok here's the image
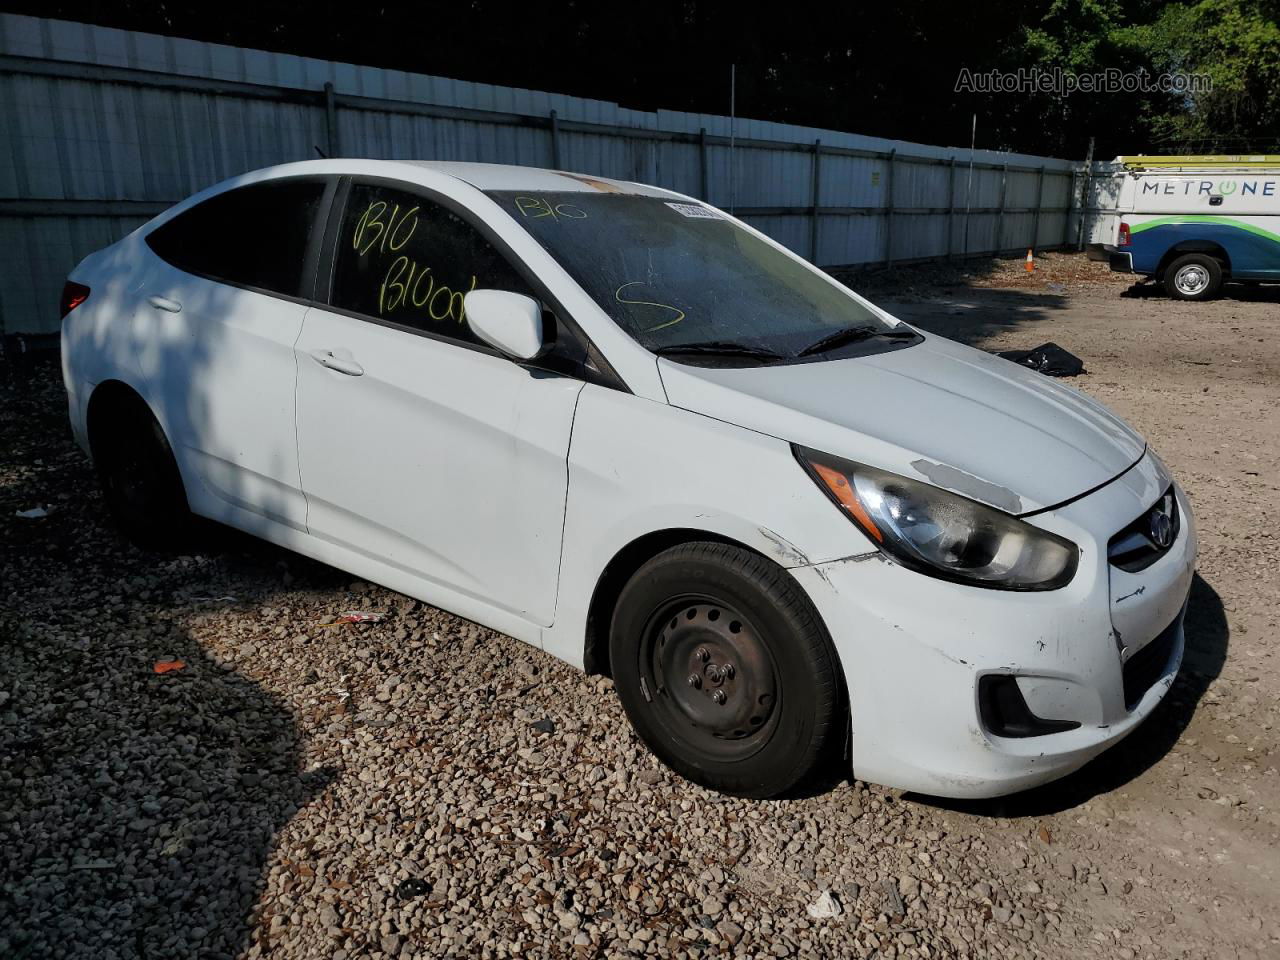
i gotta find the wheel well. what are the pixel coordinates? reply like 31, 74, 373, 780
85, 380, 148, 459
583, 528, 754, 677
1157, 241, 1230, 278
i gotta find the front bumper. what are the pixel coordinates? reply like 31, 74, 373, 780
792, 450, 1196, 798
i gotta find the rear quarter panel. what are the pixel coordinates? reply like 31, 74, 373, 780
61, 233, 155, 448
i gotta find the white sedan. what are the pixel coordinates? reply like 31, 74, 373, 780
60, 160, 1196, 799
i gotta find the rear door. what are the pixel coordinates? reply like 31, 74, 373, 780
134, 177, 333, 532
293, 179, 584, 626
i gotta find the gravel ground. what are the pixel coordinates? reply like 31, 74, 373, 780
2, 254, 1277, 959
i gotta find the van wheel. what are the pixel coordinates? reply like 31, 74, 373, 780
92, 398, 191, 549
1164, 253, 1222, 301
609, 542, 846, 798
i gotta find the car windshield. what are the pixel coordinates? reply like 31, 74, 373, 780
486, 190, 909, 361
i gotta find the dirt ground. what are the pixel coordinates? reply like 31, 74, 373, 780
2, 253, 1277, 959
857, 253, 1280, 953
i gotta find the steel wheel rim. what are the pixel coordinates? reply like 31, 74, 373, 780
640, 596, 780, 762
1174, 264, 1209, 295
110, 434, 161, 514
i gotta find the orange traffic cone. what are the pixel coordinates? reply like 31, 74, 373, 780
1025, 248, 1035, 272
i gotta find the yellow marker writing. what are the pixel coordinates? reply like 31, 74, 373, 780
615, 281, 684, 332
514, 196, 588, 220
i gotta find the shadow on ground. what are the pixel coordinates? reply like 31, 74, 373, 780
874, 287, 1074, 347
1121, 279, 1280, 303
0, 618, 329, 959
913, 572, 1228, 818
828, 253, 1010, 291
0, 363, 329, 959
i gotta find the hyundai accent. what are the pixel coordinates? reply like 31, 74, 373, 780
60, 160, 1196, 798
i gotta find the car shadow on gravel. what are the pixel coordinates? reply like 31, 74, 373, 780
911, 572, 1228, 818
0, 611, 331, 960
1, 365, 330, 959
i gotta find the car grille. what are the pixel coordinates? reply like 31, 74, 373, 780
1108, 486, 1179, 572
1122, 613, 1181, 710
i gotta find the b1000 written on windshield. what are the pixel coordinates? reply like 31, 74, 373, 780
486, 191, 906, 363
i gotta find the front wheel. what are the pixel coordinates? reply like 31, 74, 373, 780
609, 542, 847, 798
1164, 253, 1223, 301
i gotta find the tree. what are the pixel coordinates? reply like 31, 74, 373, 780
3, 0, 1277, 157
1116, 0, 1280, 151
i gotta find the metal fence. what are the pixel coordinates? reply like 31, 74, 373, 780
0, 14, 1086, 334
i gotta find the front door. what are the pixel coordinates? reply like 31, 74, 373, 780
294, 181, 583, 626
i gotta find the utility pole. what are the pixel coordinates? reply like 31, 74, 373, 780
963, 114, 976, 258
729, 64, 737, 215
1075, 136, 1096, 251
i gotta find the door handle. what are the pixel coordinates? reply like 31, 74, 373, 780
310, 348, 364, 377
148, 295, 182, 313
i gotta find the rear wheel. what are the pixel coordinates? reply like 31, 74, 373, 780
91, 396, 191, 549
609, 542, 846, 798
1164, 253, 1222, 301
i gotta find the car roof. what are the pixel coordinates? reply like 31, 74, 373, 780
402, 161, 681, 197
255, 158, 685, 198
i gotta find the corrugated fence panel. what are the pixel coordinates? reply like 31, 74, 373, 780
743, 214, 811, 255
1, 214, 151, 325
1082, 164, 1125, 245
0, 13, 1086, 333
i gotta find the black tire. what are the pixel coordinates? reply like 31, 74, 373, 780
92, 397, 191, 550
609, 542, 846, 798
1163, 253, 1222, 301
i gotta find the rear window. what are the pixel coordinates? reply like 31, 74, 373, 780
146, 179, 325, 298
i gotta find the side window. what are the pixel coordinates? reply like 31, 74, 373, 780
330, 183, 535, 347
146, 179, 325, 297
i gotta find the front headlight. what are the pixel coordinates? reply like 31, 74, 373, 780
795, 446, 1078, 590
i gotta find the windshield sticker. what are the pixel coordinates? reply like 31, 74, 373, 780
514, 196, 588, 221
614, 281, 685, 332
665, 202, 722, 220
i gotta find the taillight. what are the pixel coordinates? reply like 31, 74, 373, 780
1118, 222, 1131, 247
60, 281, 90, 318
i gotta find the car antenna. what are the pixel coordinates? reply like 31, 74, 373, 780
314, 145, 328, 159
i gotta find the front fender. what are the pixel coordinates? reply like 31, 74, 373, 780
542, 384, 873, 666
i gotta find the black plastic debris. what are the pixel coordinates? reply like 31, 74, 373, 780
395, 877, 430, 900
531, 717, 556, 734
996, 342, 1085, 377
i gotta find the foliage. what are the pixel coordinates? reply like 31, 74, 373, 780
1114, 0, 1280, 150
3, 0, 1278, 158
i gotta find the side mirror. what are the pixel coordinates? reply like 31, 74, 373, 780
463, 289, 545, 361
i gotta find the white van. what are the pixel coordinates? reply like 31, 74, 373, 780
1100, 155, 1280, 300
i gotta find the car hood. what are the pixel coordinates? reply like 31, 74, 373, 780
657, 333, 1146, 515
